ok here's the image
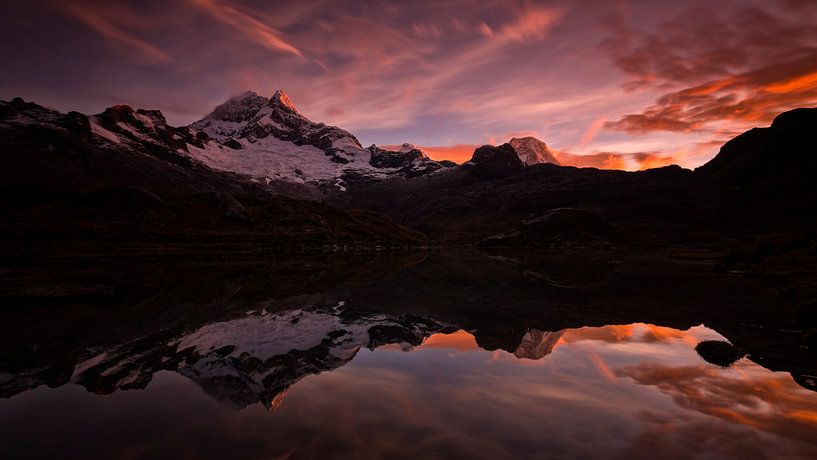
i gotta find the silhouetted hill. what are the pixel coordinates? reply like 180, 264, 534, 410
696, 108, 817, 190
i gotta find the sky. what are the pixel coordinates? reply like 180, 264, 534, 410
1, 0, 816, 169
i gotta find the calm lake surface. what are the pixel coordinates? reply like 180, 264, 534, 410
1, 253, 816, 458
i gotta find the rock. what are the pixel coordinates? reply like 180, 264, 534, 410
223, 138, 242, 150
469, 143, 524, 177
695, 340, 744, 367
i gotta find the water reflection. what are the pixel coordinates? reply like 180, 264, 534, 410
2, 253, 817, 458
2, 313, 817, 458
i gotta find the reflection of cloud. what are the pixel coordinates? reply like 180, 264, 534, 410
617, 413, 816, 459
418, 330, 479, 351
561, 324, 635, 344
617, 363, 817, 449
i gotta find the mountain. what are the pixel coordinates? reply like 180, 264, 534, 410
187, 90, 453, 186
66, 307, 447, 410
0, 97, 426, 257
695, 107, 817, 189
509, 136, 560, 166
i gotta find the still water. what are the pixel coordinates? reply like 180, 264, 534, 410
1, 254, 816, 458
2, 319, 817, 458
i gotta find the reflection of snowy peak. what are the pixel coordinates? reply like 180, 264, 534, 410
186, 90, 452, 186
69, 307, 446, 411
513, 329, 564, 359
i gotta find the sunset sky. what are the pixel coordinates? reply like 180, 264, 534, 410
2, 0, 816, 168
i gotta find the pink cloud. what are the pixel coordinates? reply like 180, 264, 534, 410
185, 0, 303, 57
60, 2, 171, 64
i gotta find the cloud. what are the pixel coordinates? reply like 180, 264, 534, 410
495, 4, 564, 44
185, 0, 303, 57
60, 2, 171, 64
605, 4, 817, 133
578, 117, 607, 149
632, 152, 676, 170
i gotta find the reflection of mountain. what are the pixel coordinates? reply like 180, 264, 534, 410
64, 308, 447, 410
55, 313, 587, 410
5, 312, 797, 415
513, 330, 565, 360
1, 250, 815, 405
175, 309, 447, 410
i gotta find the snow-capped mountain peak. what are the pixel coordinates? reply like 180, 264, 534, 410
183, 90, 453, 186
509, 136, 560, 166
271, 89, 298, 113
209, 91, 269, 123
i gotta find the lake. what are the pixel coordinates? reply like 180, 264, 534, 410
1, 252, 815, 458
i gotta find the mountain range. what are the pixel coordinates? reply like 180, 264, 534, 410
1, 91, 815, 281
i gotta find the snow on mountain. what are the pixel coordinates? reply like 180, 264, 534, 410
186, 90, 452, 186
509, 136, 560, 166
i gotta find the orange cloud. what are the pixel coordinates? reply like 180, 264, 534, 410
555, 151, 628, 170
578, 117, 607, 149
385, 144, 478, 164
634, 153, 676, 170
606, 5, 817, 133
401, 143, 680, 171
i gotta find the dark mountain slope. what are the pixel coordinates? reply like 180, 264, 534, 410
696, 108, 817, 189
